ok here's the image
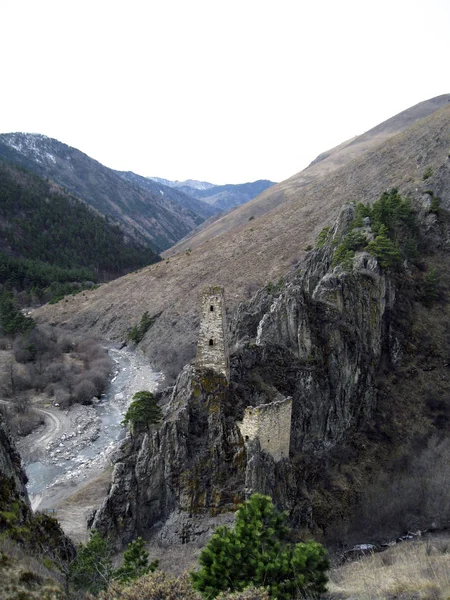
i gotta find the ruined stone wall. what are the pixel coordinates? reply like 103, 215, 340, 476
238, 397, 292, 461
195, 285, 230, 380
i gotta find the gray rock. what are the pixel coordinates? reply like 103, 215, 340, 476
91, 200, 410, 548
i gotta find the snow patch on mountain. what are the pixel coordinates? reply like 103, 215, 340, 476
149, 176, 215, 191
2, 133, 58, 166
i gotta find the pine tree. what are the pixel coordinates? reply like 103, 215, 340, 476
190, 494, 329, 599
70, 530, 114, 595
365, 224, 402, 270
114, 536, 158, 584
423, 267, 440, 305
0, 290, 35, 335
122, 391, 162, 433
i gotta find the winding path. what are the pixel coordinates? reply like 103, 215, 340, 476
16, 405, 69, 465
0, 399, 66, 459
32, 407, 64, 449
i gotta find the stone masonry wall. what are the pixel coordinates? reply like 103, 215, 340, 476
195, 285, 230, 380
238, 397, 292, 461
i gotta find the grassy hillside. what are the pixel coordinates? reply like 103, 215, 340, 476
33, 101, 450, 378
166, 94, 450, 255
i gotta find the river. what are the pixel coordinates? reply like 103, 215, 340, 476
18, 346, 163, 513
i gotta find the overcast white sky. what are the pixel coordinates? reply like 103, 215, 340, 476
1, 0, 449, 184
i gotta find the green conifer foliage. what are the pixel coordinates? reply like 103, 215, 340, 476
0, 290, 35, 335
114, 536, 158, 584
70, 530, 114, 595
365, 224, 402, 270
191, 494, 329, 599
122, 391, 163, 433
422, 267, 440, 305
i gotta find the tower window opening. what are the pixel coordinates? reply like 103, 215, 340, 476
209, 339, 214, 346
210, 305, 214, 311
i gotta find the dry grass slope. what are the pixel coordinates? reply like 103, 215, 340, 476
34, 102, 450, 376
165, 94, 450, 255
329, 536, 450, 600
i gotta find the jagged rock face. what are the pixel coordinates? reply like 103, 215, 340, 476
0, 412, 29, 508
94, 205, 401, 546
92, 367, 246, 548
231, 206, 396, 453
92, 156, 450, 546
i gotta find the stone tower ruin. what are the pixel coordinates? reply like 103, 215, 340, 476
195, 285, 230, 381
238, 397, 292, 462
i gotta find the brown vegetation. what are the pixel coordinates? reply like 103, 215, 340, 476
93, 571, 272, 600
329, 535, 450, 600
0, 326, 112, 436
33, 102, 450, 379
0, 539, 64, 600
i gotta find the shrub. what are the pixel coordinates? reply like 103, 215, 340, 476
422, 167, 433, 180
57, 336, 74, 353
54, 387, 71, 409
73, 379, 97, 404
266, 278, 284, 295
96, 571, 201, 600
128, 311, 155, 344
191, 494, 329, 599
316, 226, 330, 249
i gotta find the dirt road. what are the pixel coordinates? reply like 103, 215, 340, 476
16, 346, 163, 540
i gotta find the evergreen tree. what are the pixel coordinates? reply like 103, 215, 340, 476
0, 290, 35, 335
70, 530, 114, 595
122, 391, 163, 433
365, 224, 402, 270
191, 494, 329, 599
423, 267, 440, 305
114, 536, 158, 584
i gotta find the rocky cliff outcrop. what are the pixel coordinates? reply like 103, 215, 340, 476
92, 367, 246, 548
233, 204, 397, 453
1, 412, 74, 567
0, 412, 30, 526
93, 162, 450, 546
93, 202, 400, 545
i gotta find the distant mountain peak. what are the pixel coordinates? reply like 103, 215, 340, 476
149, 176, 277, 211
149, 177, 215, 191
2, 132, 59, 166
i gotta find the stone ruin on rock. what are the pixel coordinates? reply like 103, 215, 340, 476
195, 285, 230, 381
238, 397, 292, 462
195, 285, 292, 462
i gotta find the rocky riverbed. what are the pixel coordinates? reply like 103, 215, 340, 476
18, 346, 163, 512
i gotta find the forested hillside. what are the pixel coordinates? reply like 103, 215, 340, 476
0, 133, 214, 251
0, 161, 160, 304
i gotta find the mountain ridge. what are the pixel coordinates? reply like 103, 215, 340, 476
0, 134, 212, 252
0, 160, 160, 304
34, 97, 450, 380
150, 176, 277, 210
165, 94, 450, 256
